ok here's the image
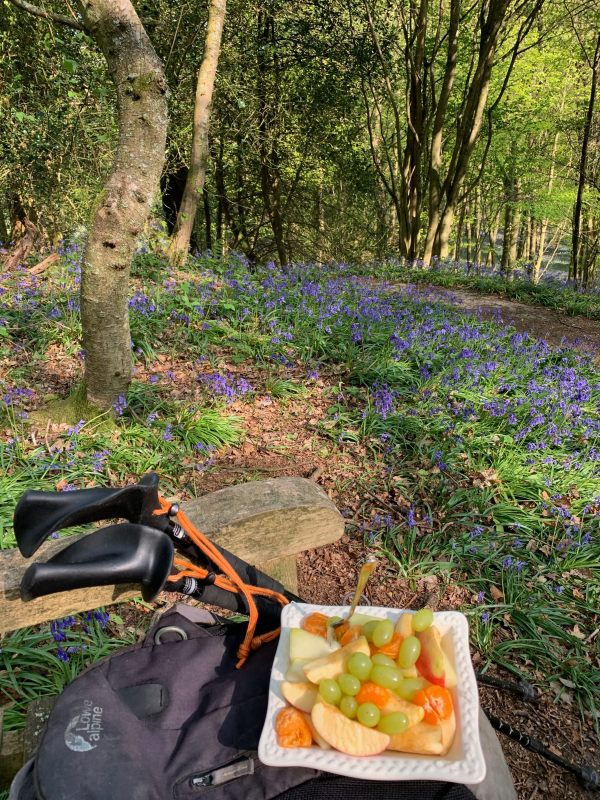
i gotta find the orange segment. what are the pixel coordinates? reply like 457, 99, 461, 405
275, 707, 313, 747
373, 631, 402, 659
356, 681, 390, 709
340, 625, 363, 646
413, 685, 454, 725
301, 612, 330, 640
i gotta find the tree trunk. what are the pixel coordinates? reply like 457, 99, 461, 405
168, 0, 226, 265
427, 0, 515, 261
454, 204, 466, 261
75, 0, 168, 409
486, 210, 500, 266
257, 9, 287, 266
422, 0, 460, 265
572, 33, 600, 284
203, 187, 212, 251
518, 213, 530, 261
473, 190, 482, 263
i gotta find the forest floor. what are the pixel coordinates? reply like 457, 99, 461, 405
2, 259, 599, 799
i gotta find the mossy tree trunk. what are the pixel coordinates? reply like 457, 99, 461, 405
76, 0, 168, 409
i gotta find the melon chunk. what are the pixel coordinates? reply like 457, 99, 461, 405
281, 681, 319, 713
311, 701, 390, 756
285, 658, 312, 682
303, 636, 371, 683
289, 628, 337, 662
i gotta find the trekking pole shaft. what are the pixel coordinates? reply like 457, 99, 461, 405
485, 711, 600, 791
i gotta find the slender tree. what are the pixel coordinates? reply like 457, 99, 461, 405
168, 0, 227, 265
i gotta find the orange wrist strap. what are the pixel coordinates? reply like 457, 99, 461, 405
155, 495, 288, 667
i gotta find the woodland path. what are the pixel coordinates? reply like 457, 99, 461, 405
412, 283, 600, 357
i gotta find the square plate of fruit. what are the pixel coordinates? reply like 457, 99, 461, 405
258, 602, 486, 784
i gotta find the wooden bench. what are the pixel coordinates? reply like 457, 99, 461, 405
0, 477, 344, 788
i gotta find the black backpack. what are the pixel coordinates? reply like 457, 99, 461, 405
10, 604, 475, 800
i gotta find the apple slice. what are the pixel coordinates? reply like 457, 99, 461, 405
416, 625, 446, 687
380, 692, 424, 727
311, 701, 390, 756
395, 612, 413, 639
281, 681, 319, 713
303, 636, 371, 683
289, 628, 337, 662
387, 711, 456, 756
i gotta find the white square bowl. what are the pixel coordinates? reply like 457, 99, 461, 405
258, 602, 486, 785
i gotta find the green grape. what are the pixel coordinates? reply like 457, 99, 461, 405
397, 635, 421, 668
370, 665, 403, 690
357, 702, 381, 728
361, 620, 379, 642
340, 695, 358, 719
371, 653, 396, 668
412, 608, 434, 633
318, 678, 342, 706
372, 619, 394, 648
377, 712, 409, 735
347, 652, 373, 681
338, 673, 361, 696
395, 677, 429, 701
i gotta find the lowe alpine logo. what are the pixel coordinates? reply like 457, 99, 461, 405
64, 699, 104, 752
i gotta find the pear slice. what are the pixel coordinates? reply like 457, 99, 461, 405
441, 631, 458, 688
387, 711, 456, 756
311, 701, 390, 756
303, 636, 371, 683
380, 692, 424, 727
398, 666, 418, 679
281, 681, 319, 713
302, 712, 331, 749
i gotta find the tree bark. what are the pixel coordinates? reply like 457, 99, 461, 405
168, 0, 226, 265
75, 0, 168, 409
571, 32, 600, 284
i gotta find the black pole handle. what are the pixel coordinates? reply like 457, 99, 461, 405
13, 473, 162, 558
20, 523, 174, 603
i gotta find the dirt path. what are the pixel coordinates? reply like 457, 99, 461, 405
417, 283, 600, 357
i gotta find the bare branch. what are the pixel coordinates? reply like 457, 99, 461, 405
7, 0, 85, 30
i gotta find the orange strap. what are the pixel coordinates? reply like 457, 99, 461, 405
155, 496, 288, 667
